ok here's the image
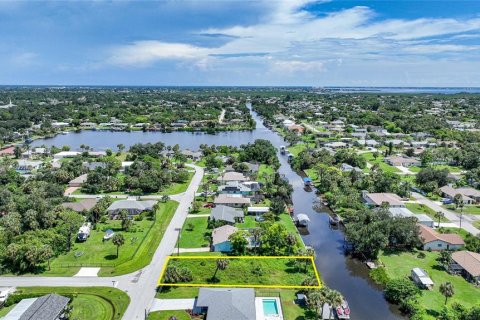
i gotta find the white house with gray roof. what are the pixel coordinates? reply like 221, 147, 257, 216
209, 205, 244, 224
3, 293, 70, 320
195, 288, 256, 320
107, 200, 157, 216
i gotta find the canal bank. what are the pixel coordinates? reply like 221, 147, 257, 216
33, 103, 405, 319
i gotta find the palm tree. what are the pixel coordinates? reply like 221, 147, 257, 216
326, 289, 344, 319
212, 258, 229, 280
306, 289, 326, 316
434, 211, 445, 228
439, 282, 454, 305
112, 233, 125, 258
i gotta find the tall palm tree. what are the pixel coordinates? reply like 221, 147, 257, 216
306, 289, 327, 316
212, 258, 229, 280
112, 233, 125, 258
434, 211, 445, 228
440, 282, 454, 305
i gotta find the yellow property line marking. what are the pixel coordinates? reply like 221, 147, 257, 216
157, 255, 322, 289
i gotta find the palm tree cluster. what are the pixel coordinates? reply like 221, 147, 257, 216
306, 287, 344, 319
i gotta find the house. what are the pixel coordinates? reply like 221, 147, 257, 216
439, 186, 480, 204
62, 198, 99, 213
411, 267, 434, 289
2, 293, 70, 320
181, 149, 202, 160
53, 151, 81, 159
362, 191, 405, 208
389, 208, 434, 227
194, 288, 256, 320
450, 251, 480, 284
82, 161, 107, 171
418, 224, 465, 251
247, 206, 270, 219
68, 174, 88, 187
356, 139, 380, 147
0, 146, 15, 157
217, 181, 252, 196
16, 160, 43, 172
287, 124, 305, 134
218, 171, 250, 183
385, 156, 421, 167
384, 139, 405, 147
324, 141, 348, 149
106, 200, 157, 216
214, 194, 251, 208
209, 205, 244, 224
340, 163, 363, 173
212, 225, 238, 252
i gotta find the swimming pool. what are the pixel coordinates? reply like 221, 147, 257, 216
262, 299, 279, 316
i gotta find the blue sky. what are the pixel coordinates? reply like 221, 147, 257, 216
1, 0, 479, 86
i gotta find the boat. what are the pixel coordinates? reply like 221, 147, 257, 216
103, 229, 115, 240
280, 145, 286, 154
295, 213, 310, 227
329, 214, 341, 225
335, 300, 351, 319
287, 153, 294, 162
303, 177, 312, 187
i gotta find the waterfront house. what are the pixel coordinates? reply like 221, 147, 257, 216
2, 293, 70, 320
418, 224, 465, 251
450, 251, 480, 285
217, 181, 253, 196
53, 151, 81, 159
194, 288, 256, 320
106, 200, 157, 217
389, 208, 434, 227
211, 225, 238, 252
16, 160, 43, 173
209, 205, 244, 224
362, 191, 405, 208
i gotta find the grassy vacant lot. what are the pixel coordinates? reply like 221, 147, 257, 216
9, 287, 129, 320
362, 152, 400, 173
161, 257, 317, 287
155, 287, 313, 320
159, 172, 195, 195
405, 203, 449, 222
179, 217, 210, 248
49, 201, 178, 276
380, 250, 480, 319
443, 204, 480, 215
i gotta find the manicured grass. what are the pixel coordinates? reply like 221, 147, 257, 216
361, 152, 400, 173
287, 144, 307, 157
147, 310, 192, 320
443, 204, 480, 215
258, 164, 274, 184
236, 215, 258, 229
48, 201, 178, 276
410, 165, 462, 174
405, 203, 449, 222
12, 287, 130, 320
380, 250, 480, 318
156, 286, 200, 299
179, 217, 210, 248
474, 220, 480, 229
0, 304, 16, 317
162, 257, 317, 287
437, 227, 470, 240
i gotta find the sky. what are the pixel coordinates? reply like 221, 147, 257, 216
0, 0, 480, 86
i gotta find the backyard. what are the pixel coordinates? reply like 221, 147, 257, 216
179, 217, 210, 248
379, 250, 480, 319
48, 200, 178, 276
361, 152, 400, 174
160, 256, 319, 288
1, 287, 130, 320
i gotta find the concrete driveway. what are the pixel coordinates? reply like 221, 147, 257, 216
150, 298, 196, 312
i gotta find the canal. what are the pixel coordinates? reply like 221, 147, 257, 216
33, 103, 404, 319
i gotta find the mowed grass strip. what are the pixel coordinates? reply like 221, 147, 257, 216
161, 257, 318, 287
12, 287, 130, 320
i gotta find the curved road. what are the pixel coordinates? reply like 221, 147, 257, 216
0, 164, 205, 320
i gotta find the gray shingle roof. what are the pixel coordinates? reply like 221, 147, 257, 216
210, 205, 244, 223
19, 294, 70, 320
196, 288, 255, 320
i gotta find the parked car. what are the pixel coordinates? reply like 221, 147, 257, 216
442, 198, 453, 205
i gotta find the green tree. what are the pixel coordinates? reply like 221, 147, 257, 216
440, 282, 454, 305
385, 278, 421, 304
120, 210, 132, 231
58, 210, 84, 251
326, 289, 344, 319
228, 231, 249, 255
112, 233, 125, 258
212, 258, 229, 281
435, 211, 445, 228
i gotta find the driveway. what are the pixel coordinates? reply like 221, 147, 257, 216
150, 298, 196, 312
412, 192, 480, 236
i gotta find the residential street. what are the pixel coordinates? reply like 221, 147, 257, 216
412, 192, 480, 236
0, 164, 205, 320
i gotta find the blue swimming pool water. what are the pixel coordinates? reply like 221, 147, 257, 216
263, 299, 279, 315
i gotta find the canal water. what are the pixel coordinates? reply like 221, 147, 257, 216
33, 104, 404, 319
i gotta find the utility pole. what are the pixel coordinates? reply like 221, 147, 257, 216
175, 227, 182, 256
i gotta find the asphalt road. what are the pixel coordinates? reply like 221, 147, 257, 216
0, 164, 205, 320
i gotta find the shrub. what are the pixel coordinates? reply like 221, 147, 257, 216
385, 278, 421, 304
163, 264, 193, 283
370, 267, 390, 286
417, 252, 426, 259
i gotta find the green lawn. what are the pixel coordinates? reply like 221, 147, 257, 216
156, 286, 200, 299
159, 172, 195, 195
437, 227, 470, 240
287, 144, 307, 157
258, 164, 275, 184
48, 201, 178, 276
474, 220, 480, 229
236, 215, 258, 229
361, 152, 400, 173
410, 165, 462, 174
443, 204, 480, 215
147, 310, 192, 320
0, 304, 16, 317
9, 287, 129, 320
162, 257, 317, 287
380, 250, 480, 318
405, 203, 449, 222
179, 217, 210, 248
